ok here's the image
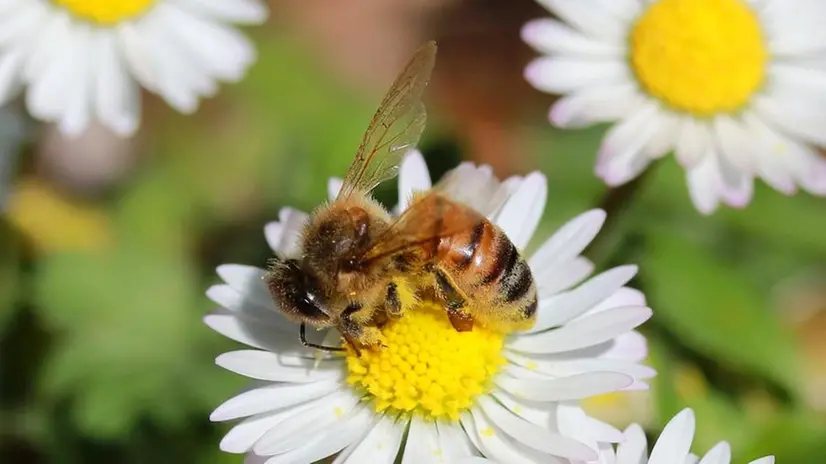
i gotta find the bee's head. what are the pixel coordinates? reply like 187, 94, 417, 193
265, 258, 334, 327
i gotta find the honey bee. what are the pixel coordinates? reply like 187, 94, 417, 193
265, 41, 537, 353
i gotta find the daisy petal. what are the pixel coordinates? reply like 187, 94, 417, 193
262, 407, 372, 464
648, 408, 695, 464
436, 421, 481, 460
511, 305, 651, 353
476, 396, 597, 461
210, 379, 342, 421
698, 442, 731, 464
170, 0, 268, 24
525, 57, 631, 94
328, 178, 343, 200
549, 83, 645, 129
522, 18, 624, 57
616, 424, 648, 464
675, 117, 712, 168
264, 208, 307, 257
253, 392, 360, 454
398, 150, 432, 211
337, 415, 404, 464
534, 0, 627, 40
596, 103, 661, 186
529, 209, 605, 275
495, 172, 547, 250
495, 371, 633, 401
401, 416, 442, 464
463, 409, 563, 464
215, 350, 341, 382
220, 410, 299, 454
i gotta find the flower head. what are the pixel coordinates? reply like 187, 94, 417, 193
207, 151, 655, 463
0, 0, 267, 136
523, 0, 826, 213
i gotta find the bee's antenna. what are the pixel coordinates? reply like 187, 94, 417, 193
299, 323, 346, 353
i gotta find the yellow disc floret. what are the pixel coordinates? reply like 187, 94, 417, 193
630, 0, 767, 116
345, 303, 505, 421
53, 0, 156, 25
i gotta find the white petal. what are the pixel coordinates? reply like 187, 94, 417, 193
534, 0, 627, 40
153, 2, 256, 82
532, 257, 594, 299
748, 457, 775, 464
495, 371, 633, 401
253, 391, 360, 454
644, 110, 681, 158
169, 0, 268, 24
505, 352, 656, 383
262, 407, 372, 464
510, 305, 651, 353
743, 111, 826, 195
215, 350, 342, 382
209, 378, 342, 421
58, 26, 94, 136
528, 209, 605, 277
264, 208, 308, 257
525, 57, 631, 94
590, 287, 646, 314
476, 395, 597, 461
556, 402, 624, 444
521, 18, 624, 57
713, 115, 756, 173
220, 410, 298, 454
463, 409, 563, 464
686, 151, 722, 215
698, 442, 732, 464
549, 83, 646, 129
532, 265, 638, 330
398, 150, 432, 211
401, 416, 442, 464
94, 30, 140, 136
753, 91, 826, 147
328, 177, 343, 200
649, 408, 695, 464
740, 111, 796, 195
595, 103, 661, 186
675, 117, 713, 168
616, 424, 647, 464
436, 421, 481, 461
495, 171, 547, 250
337, 415, 404, 464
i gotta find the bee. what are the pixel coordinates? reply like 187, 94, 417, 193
265, 41, 537, 354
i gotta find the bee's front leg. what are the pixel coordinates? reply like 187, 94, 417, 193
339, 303, 386, 353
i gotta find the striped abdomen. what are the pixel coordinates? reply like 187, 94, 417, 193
432, 214, 538, 332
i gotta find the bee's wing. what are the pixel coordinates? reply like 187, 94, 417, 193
337, 41, 437, 200
358, 191, 484, 264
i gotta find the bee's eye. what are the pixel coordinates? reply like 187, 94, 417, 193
341, 258, 359, 273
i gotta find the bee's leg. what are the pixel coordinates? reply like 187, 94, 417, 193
383, 278, 417, 319
433, 268, 473, 332
339, 303, 387, 354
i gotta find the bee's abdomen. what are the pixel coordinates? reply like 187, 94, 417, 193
437, 218, 538, 329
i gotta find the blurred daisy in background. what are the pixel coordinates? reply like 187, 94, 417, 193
207, 151, 655, 463
0, 0, 267, 137
523, 0, 826, 214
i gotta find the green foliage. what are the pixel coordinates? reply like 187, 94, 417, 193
641, 230, 803, 399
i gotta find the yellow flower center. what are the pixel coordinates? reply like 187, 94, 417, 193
629, 0, 767, 116
52, 0, 156, 25
345, 303, 506, 421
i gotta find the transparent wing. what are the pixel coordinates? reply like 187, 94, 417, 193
338, 41, 437, 199
358, 191, 484, 264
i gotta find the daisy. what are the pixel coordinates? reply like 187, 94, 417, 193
467, 408, 775, 464
206, 150, 656, 463
523, 0, 826, 214
0, 0, 267, 136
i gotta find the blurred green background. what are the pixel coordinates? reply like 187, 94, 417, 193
2, 2, 826, 463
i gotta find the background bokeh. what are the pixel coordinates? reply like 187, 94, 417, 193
2, 1, 826, 463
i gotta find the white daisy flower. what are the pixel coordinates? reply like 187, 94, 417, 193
206, 150, 655, 463
523, 0, 826, 214
0, 0, 267, 136
469, 408, 776, 464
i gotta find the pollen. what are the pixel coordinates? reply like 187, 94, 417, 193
630, 0, 767, 116
344, 303, 506, 421
53, 0, 156, 25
